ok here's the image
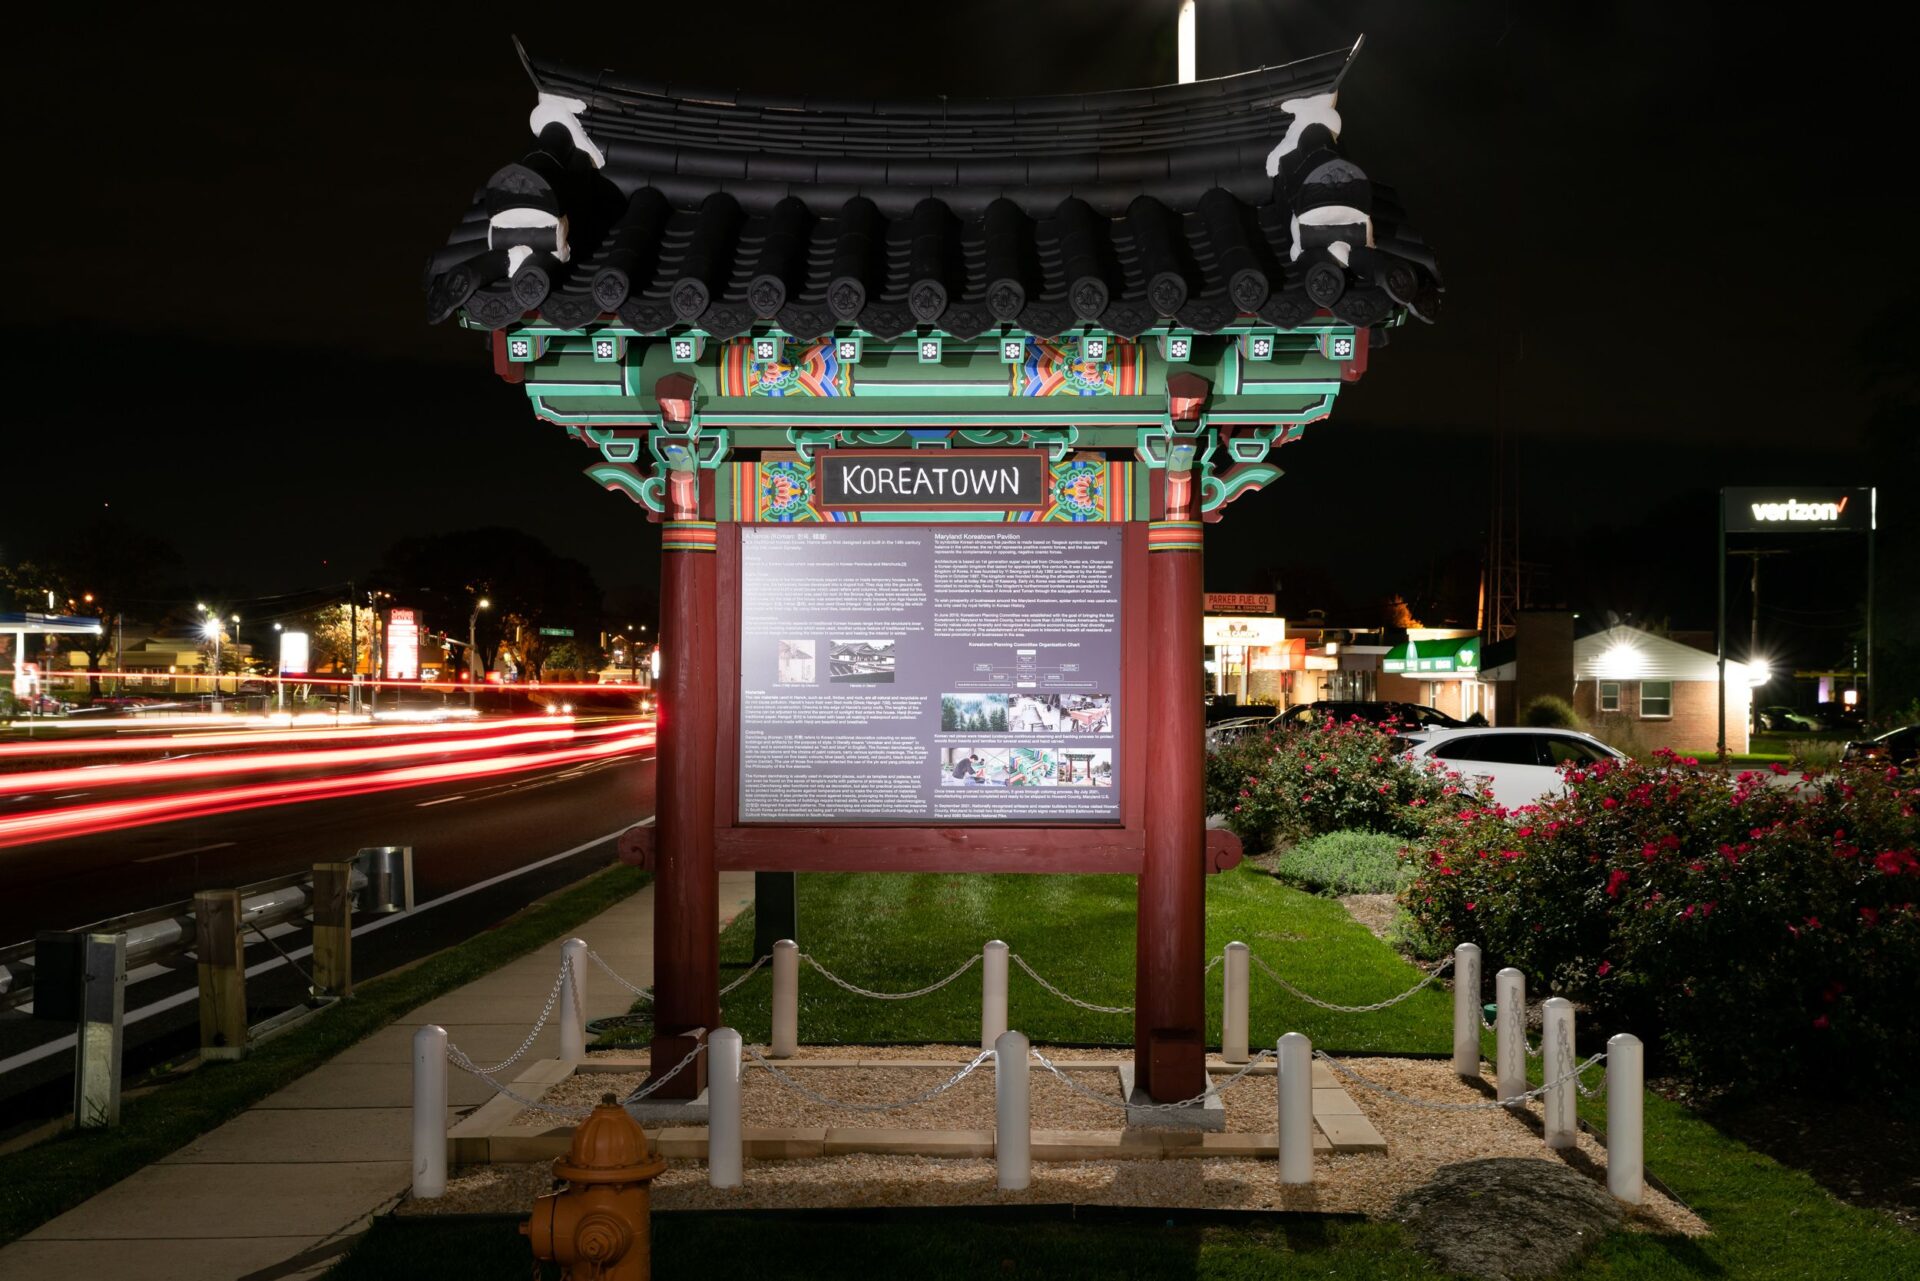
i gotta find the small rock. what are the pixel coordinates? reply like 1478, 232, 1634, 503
1393, 1157, 1623, 1279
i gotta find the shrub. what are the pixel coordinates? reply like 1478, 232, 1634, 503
1277, 829, 1416, 895
1791, 739, 1844, 770
1401, 753, 1920, 1092
1207, 715, 1469, 852
1588, 711, 1649, 759
1521, 695, 1584, 728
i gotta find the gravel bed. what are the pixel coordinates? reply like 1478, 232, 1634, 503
582, 1043, 1126, 1064
451, 1052, 1702, 1236
517, 1056, 1129, 1131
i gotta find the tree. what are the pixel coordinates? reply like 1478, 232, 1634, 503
308, 604, 378, 676
376, 528, 602, 680
3, 519, 182, 692
543, 637, 604, 680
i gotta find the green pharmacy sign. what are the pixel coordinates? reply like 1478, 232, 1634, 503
1383, 637, 1479, 674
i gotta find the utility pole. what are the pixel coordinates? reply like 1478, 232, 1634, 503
1729, 549, 1786, 732
348, 581, 358, 717
468, 596, 490, 711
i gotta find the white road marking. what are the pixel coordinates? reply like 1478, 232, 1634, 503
415, 795, 466, 807
133, 841, 236, 864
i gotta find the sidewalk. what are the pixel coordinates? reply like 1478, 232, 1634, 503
0, 872, 755, 1280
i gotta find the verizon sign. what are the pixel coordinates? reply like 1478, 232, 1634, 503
1724, 487, 1873, 534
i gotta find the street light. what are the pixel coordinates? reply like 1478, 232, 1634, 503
202, 616, 224, 712
468, 596, 491, 710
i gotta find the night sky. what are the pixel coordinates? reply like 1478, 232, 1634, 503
6, 4, 1913, 671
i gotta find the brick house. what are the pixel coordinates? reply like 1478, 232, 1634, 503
1479, 621, 1751, 754
1570, 626, 1751, 755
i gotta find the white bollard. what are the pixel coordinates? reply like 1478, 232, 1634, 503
981, 940, 1009, 1051
1451, 942, 1482, 1077
1221, 942, 1250, 1064
1542, 997, 1577, 1149
559, 937, 588, 1064
1276, 1032, 1314, 1184
1607, 1033, 1644, 1204
994, 1029, 1030, 1190
411, 1024, 448, 1198
707, 1027, 744, 1188
1495, 967, 1527, 1103
771, 939, 799, 1059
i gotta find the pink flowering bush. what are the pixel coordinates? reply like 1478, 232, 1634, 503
1206, 716, 1466, 851
1402, 753, 1920, 1090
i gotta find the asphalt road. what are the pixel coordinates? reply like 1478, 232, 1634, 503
0, 739, 657, 1127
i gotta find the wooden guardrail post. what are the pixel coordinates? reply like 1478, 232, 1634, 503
194, 889, 248, 1060
311, 862, 354, 998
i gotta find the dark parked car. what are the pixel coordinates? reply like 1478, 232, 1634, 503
1275, 700, 1469, 731
1203, 699, 1278, 725
1844, 725, 1919, 768
1811, 700, 1866, 730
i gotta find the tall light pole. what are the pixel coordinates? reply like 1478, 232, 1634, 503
1177, 0, 1197, 83
468, 597, 490, 710
202, 615, 223, 713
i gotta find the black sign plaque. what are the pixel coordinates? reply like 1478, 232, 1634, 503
818, 451, 1046, 510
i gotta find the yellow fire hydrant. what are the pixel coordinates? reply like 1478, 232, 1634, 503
522, 1094, 665, 1280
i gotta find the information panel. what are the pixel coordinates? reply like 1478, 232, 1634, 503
739, 524, 1121, 824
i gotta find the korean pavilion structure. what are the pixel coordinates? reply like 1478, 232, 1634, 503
425, 37, 1438, 1103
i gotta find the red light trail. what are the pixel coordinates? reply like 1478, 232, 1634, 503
0, 728, 656, 850
0, 726, 600, 793
0, 715, 596, 760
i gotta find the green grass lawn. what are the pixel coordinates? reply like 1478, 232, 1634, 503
699, 866, 1452, 1054
337, 866, 1919, 1279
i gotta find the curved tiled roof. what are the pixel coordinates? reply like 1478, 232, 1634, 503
425, 39, 1440, 341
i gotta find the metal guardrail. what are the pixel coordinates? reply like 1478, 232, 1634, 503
1, 847, 415, 1013
4, 846, 412, 1131
2, 866, 379, 1014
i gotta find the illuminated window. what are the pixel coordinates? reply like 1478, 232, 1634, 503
1639, 680, 1673, 718
1599, 681, 1620, 713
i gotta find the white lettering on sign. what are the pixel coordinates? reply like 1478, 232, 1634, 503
837, 464, 1022, 499
1749, 496, 1851, 523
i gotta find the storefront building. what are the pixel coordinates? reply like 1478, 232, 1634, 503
1379, 629, 1490, 723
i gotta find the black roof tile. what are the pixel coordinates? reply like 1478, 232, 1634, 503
427, 40, 1440, 337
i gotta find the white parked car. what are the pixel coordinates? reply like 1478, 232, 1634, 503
1399, 728, 1625, 810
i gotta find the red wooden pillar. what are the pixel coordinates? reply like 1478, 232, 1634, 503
1135, 515, 1207, 1101
647, 461, 719, 1097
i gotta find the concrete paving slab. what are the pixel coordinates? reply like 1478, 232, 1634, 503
330, 1021, 564, 1066
407, 993, 618, 1025
156, 1107, 459, 1165
823, 1127, 995, 1157
405, 990, 576, 1021
0, 1234, 341, 1281
22, 1160, 407, 1241
254, 1062, 497, 1109
1316, 1112, 1387, 1152
1312, 1086, 1366, 1116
